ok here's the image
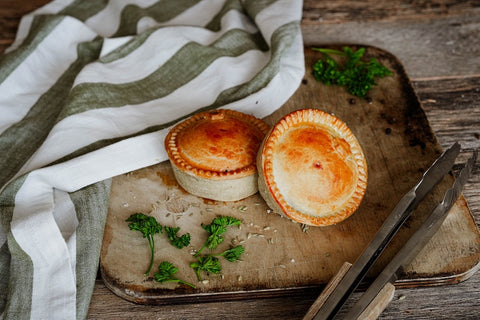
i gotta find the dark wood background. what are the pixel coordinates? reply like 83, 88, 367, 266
2, 1, 479, 319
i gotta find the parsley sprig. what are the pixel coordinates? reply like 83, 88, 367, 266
190, 255, 222, 281
194, 216, 241, 257
154, 261, 196, 289
312, 46, 392, 98
126, 213, 191, 275
190, 216, 244, 281
190, 246, 245, 281
126, 213, 162, 275
164, 226, 191, 249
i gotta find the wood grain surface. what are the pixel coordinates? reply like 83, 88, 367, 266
2, 1, 480, 319
101, 45, 479, 306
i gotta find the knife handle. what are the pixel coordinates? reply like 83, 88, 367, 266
303, 261, 353, 320
357, 282, 395, 320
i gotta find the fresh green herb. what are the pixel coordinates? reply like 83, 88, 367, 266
190, 246, 244, 281
164, 226, 191, 249
126, 213, 162, 275
190, 255, 222, 281
195, 216, 242, 257
154, 261, 196, 288
212, 245, 245, 262
311, 46, 392, 98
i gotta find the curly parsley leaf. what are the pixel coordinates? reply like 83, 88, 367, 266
126, 212, 162, 275
195, 216, 241, 256
164, 226, 191, 249
190, 255, 222, 281
312, 46, 392, 98
217, 245, 245, 262
154, 261, 196, 288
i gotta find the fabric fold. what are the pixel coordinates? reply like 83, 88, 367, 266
0, 0, 305, 319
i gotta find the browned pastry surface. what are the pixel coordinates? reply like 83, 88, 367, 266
258, 109, 367, 226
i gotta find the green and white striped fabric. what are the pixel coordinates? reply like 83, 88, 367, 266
0, 0, 304, 319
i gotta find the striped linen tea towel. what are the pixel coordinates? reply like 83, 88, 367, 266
0, 0, 305, 319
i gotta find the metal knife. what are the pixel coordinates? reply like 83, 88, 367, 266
304, 142, 469, 320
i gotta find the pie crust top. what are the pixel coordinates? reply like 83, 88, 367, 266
165, 109, 269, 180
259, 109, 367, 226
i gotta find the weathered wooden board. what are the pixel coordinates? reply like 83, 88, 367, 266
100, 46, 480, 305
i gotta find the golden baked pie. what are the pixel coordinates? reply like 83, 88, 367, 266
165, 109, 269, 201
257, 109, 367, 226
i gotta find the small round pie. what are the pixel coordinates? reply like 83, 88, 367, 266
165, 109, 270, 201
257, 109, 367, 226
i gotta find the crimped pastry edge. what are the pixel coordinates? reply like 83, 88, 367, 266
165, 109, 270, 181
257, 108, 368, 226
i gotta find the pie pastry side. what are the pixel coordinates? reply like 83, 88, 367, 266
165, 109, 269, 201
257, 109, 367, 226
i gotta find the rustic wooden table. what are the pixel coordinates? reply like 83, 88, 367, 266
2, 1, 479, 319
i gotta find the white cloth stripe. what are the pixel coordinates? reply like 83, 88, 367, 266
12, 173, 77, 320
52, 188, 78, 279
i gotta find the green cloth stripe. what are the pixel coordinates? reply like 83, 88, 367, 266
0, 15, 63, 84
113, 0, 201, 37
48, 21, 299, 166
56, 28, 267, 121
243, 0, 280, 20
0, 242, 11, 314
0, 175, 32, 319
71, 179, 111, 320
0, 39, 103, 189
204, 0, 245, 32
2, 233, 33, 320
58, 0, 109, 22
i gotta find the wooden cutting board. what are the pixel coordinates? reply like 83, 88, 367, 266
100, 45, 480, 305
